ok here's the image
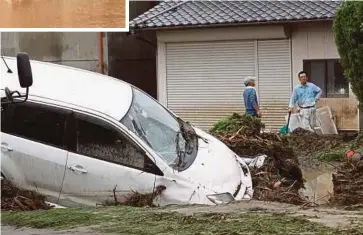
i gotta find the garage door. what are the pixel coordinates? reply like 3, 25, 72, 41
165, 41, 256, 131
257, 39, 292, 131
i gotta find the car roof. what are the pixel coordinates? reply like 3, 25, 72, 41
1, 57, 133, 121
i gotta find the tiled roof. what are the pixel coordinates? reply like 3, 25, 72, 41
130, 0, 342, 29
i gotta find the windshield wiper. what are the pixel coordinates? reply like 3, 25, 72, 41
131, 119, 153, 148
176, 117, 208, 143
1, 56, 13, 73
175, 131, 187, 169
174, 117, 208, 169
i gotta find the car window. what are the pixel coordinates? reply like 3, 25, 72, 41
2, 103, 67, 149
74, 115, 160, 174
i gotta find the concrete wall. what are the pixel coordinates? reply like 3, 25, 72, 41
107, 1, 158, 98
291, 22, 359, 130
1, 32, 103, 73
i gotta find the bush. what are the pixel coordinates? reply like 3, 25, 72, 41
333, 1, 363, 109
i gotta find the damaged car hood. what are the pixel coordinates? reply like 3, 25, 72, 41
176, 128, 244, 197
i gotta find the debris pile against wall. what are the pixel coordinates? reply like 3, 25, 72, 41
210, 113, 307, 205
1, 179, 51, 211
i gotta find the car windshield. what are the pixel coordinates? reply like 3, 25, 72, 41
120, 87, 198, 171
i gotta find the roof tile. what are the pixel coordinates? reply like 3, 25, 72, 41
130, 0, 342, 29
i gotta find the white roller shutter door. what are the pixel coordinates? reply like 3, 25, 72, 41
165, 41, 256, 131
257, 39, 292, 131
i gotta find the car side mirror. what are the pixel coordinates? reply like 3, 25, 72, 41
17, 52, 33, 88
2, 52, 33, 105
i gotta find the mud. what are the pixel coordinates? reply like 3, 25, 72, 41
303, 170, 334, 205
287, 128, 357, 169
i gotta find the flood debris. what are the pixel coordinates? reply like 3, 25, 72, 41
1, 179, 51, 211
210, 113, 307, 205
103, 185, 167, 207
332, 158, 363, 207
286, 128, 357, 169
288, 128, 351, 154
209, 113, 265, 136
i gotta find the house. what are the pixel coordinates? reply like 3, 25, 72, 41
130, 0, 361, 132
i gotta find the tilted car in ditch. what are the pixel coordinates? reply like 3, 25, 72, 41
1, 53, 262, 207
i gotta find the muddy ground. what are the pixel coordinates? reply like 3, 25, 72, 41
287, 129, 360, 170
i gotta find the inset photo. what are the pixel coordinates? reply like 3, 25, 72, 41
0, 0, 127, 29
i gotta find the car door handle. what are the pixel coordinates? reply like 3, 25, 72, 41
1, 143, 13, 152
68, 165, 88, 174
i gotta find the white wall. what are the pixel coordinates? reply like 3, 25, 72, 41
291, 22, 340, 87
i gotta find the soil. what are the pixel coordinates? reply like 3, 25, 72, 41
287, 128, 357, 169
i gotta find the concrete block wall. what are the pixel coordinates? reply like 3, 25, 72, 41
107, 1, 158, 98
1, 32, 104, 73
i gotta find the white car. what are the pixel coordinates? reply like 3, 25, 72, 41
1, 54, 254, 207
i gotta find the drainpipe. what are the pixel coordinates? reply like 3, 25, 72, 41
98, 32, 104, 74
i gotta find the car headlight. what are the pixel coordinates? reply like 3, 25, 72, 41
207, 193, 235, 205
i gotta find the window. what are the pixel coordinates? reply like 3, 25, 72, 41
303, 59, 349, 98
3, 103, 67, 148
75, 115, 162, 175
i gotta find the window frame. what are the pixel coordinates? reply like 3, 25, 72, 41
66, 111, 164, 176
303, 59, 349, 98
1, 100, 72, 150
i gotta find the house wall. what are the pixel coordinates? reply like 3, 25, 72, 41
1, 32, 104, 73
291, 22, 359, 130
157, 22, 360, 131
157, 25, 291, 131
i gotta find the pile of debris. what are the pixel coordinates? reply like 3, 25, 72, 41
210, 113, 265, 136
289, 128, 356, 152
103, 185, 166, 207
1, 179, 51, 211
332, 153, 363, 207
210, 113, 307, 205
286, 128, 355, 168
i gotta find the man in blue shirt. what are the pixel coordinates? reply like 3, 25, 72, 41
243, 76, 261, 118
288, 71, 322, 132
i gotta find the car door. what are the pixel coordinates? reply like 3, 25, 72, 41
60, 111, 164, 206
1, 101, 70, 202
